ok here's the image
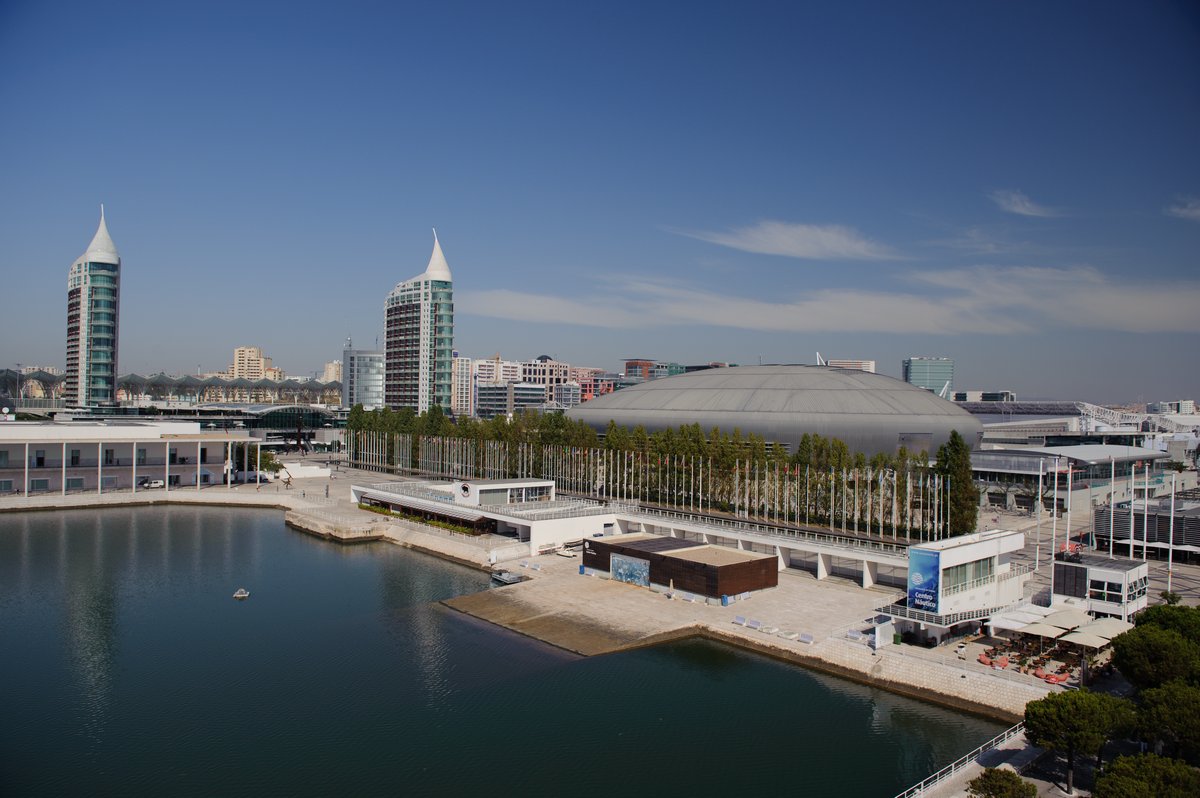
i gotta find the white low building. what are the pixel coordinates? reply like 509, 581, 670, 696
351, 478, 614, 553
1050, 551, 1149, 621
883, 529, 1033, 646
0, 420, 253, 495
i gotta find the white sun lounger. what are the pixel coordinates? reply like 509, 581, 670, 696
732, 615, 747, 626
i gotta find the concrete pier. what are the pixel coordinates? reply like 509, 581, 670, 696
445, 553, 1054, 723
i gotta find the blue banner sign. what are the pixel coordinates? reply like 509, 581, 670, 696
907, 548, 940, 614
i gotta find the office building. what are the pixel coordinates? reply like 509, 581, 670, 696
451, 355, 474, 418
570, 366, 614, 401
475, 354, 522, 385
384, 231, 454, 413
553, 381, 582, 408
65, 207, 121, 407
902, 356, 954, 396
522, 355, 571, 401
476, 381, 545, 420
320, 360, 342, 384
342, 338, 385, 409
228, 346, 284, 381
827, 359, 876, 374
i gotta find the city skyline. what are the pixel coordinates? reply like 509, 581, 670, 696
2, 2, 1198, 403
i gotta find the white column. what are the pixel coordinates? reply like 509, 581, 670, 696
61, 442, 66, 496
1168, 473, 1177, 594
164, 442, 170, 495
1108, 457, 1115, 558
23, 443, 28, 495
132, 441, 138, 494
197, 441, 202, 491
816, 552, 831, 581
862, 560, 878, 589
256, 446, 261, 487
97, 442, 102, 495
1066, 465, 1073, 550
227, 441, 232, 490
1143, 464, 1149, 561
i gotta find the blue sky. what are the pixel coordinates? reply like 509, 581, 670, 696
1, 1, 1197, 403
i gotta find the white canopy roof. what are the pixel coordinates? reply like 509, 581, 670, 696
1076, 617, 1134, 640
1021, 622, 1068, 639
1060, 631, 1110, 649
1043, 609, 1093, 630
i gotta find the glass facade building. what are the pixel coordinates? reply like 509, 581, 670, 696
342, 338, 385, 409
65, 208, 121, 407
902, 356, 954, 396
384, 233, 454, 414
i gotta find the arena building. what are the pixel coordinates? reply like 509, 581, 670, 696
567, 365, 982, 457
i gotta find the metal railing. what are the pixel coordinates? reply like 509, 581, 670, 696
894, 723, 1025, 798
621, 505, 911, 559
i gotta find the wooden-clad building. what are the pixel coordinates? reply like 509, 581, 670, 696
582, 533, 778, 599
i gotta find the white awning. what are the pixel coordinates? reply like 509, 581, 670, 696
1077, 617, 1133, 639
1021, 622, 1067, 639
1060, 631, 1109, 649
989, 616, 1030, 632
1043, 609, 1092, 630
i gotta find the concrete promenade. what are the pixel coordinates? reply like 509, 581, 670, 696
9, 469, 1198, 796
445, 549, 1051, 722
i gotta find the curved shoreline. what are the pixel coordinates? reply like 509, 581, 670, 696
2, 488, 1041, 725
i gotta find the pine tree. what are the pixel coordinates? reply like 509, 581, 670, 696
936, 429, 977, 536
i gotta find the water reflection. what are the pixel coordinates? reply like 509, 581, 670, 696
0, 508, 1005, 797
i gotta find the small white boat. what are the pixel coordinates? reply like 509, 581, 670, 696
233, 588, 250, 600
491, 571, 521, 585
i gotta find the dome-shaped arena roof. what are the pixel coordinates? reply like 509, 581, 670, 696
566, 365, 981, 457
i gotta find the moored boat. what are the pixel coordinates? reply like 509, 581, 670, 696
233, 588, 250, 599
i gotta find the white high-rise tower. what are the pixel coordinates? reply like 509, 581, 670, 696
65, 207, 121, 407
384, 231, 454, 413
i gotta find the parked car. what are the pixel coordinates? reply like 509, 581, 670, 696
137, 478, 165, 489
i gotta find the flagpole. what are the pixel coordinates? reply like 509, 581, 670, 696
1035, 459, 1043, 572
1168, 472, 1177, 595
1108, 457, 1115, 559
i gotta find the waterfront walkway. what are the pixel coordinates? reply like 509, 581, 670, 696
6, 470, 1196, 730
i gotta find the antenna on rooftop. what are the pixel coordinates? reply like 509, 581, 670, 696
816, 352, 826, 366
938, 381, 951, 399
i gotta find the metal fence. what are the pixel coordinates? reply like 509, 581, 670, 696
893, 723, 1025, 798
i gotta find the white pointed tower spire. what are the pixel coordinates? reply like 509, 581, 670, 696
82, 204, 120, 265
423, 228, 451, 281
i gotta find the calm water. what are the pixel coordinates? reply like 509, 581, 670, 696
0, 507, 1004, 796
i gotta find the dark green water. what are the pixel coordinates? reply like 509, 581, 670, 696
0, 507, 1005, 796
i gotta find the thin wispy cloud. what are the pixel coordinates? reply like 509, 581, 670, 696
460, 267, 1200, 336
1165, 197, 1200, 222
988, 189, 1060, 218
675, 220, 897, 260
